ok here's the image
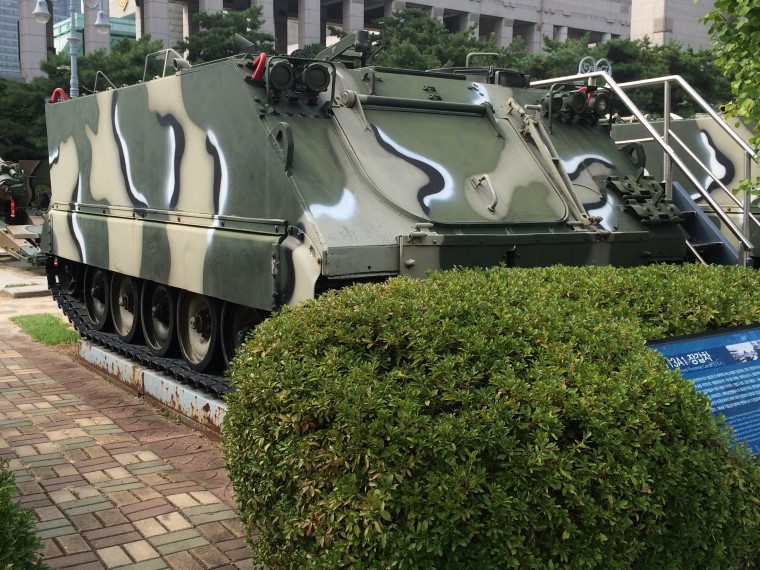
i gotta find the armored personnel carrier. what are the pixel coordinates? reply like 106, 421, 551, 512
40, 32, 757, 388
1, 157, 47, 265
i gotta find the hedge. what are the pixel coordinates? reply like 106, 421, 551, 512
223, 264, 760, 569
0, 459, 44, 569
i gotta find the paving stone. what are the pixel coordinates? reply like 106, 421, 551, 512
98, 478, 144, 493
189, 491, 221, 506
128, 461, 174, 476
197, 522, 234, 543
19, 493, 52, 508
53, 464, 79, 477
63, 448, 89, 462
151, 481, 202, 496
95, 508, 129, 526
46, 428, 89, 442
113, 452, 142, 466
123, 500, 174, 522
189, 544, 229, 569
72, 485, 102, 499
14, 444, 39, 456
97, 545, 132, 568
104, 466, 132, 480
83, 471, 110, 484
163, 551, 205, 570
48, 489, 77, 504
42, 537, 64, 559
76, 457, 120, 472
134, 518, 168, 538
55, 533, 91, 555
70, 512, 104, 532
45, 551, 100, 568
90, 530, 144, 550
60, 437, 97, 451
131, 487, 161, 501
108, 489, 142, 508
37, 521, 77, 539
215, 538, 248, 555
156, 536, 211, 556
122, 540, 161, 562
166, 493, 200, 509
157, 512, 192, 532
42, 473, 88, 491
136, 473, 172, 487
117, 560, 167, 570
225, 547, 253, 563
183, 505, 238, 525
75, 562, 107, 570
148, 528, 201, 547
85, 522, 138, 541
61, 495, 113, 517
84, 446, 111, 460
35, 505, 64, 521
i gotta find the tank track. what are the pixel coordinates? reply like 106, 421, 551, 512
48, 275, 234, 398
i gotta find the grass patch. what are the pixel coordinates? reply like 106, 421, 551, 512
10, 313, 80, 346
5, 282, 35, 288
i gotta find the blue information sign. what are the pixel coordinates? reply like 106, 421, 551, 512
649, 325, 760, 454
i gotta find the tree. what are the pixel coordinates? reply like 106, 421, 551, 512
0, 36, 166, 160
371, 8, 495, 69
41, 36, 166, 93
703, 0, 760, 152
175, 7, 275, 63
0, 79, 50, 159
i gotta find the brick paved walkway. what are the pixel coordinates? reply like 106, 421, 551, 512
0, 258, 253, 569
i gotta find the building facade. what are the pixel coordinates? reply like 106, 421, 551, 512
9, 0, 715, 84
630, 0, 713, 50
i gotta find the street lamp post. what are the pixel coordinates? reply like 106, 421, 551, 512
31, 0, 111, 98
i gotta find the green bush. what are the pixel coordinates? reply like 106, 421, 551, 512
224, 265, 760, 569
0, 460, 44, 569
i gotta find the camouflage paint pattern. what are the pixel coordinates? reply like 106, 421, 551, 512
613, 117, 759, 254
613, 117, 757, 204
42, 54, 692, 313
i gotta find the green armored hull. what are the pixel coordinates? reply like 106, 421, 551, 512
42, 38, 697, 374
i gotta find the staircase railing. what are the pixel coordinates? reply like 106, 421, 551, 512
530, 71, 756, 266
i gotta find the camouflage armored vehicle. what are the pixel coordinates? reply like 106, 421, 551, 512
40, 32, 756, 387
1, 157, 47, 264
1, 157, 24, 222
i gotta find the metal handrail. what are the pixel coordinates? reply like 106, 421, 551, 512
531, 71, 754, 263
616, 76, 757, 159
669, 129, 759, 224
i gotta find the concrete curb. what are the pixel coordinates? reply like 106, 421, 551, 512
1, 285, 50, 298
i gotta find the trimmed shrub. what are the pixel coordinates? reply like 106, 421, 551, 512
0, 459, 44, 569
224, 265, 760, 569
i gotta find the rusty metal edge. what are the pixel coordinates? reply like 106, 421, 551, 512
78, 341, 227, 435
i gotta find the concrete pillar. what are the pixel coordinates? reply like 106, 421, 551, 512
199, 0, 222, 13
495, 17, 513, 48
430, 6, 443, 21
556, 25, 567, 42
274, 7, 288, 54
601, 32, 612, 42
462, 12, 479, 38
298, 0, 320, 47
18, 0, 48, 82
168, 1, 189, 48
83, 5, 111, 54
342, 0, 364, 34
253, 0, 275, 35
384, 0, 404, 16
139, 0, 170, 47
529, 22, 552, 53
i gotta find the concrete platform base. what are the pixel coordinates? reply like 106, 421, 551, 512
78, 342, 227, 435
